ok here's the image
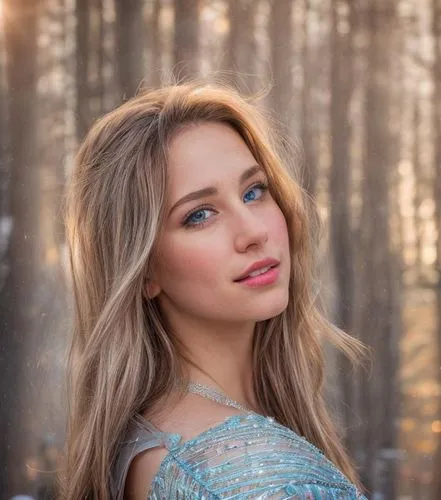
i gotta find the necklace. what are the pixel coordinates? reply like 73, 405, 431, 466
181, 380, 255, 413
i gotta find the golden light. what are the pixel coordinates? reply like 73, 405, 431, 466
46, 245, 59, 265
432, 420, 441, 433
215, 18, 228, 34
416, 440, 435, 454
400, 418, 416, 432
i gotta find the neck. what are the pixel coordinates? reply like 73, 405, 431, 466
167, 312, 259, 411
185, 357, 258, 411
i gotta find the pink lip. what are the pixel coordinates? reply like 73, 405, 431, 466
235, 265, 280, 288
234, 257, 280, 282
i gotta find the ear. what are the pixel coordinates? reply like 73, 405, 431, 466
144, 278, 161, 299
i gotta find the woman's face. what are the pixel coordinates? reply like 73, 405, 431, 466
148, 122, 291, 327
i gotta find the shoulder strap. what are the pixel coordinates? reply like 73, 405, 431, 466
110, 414, 180, 500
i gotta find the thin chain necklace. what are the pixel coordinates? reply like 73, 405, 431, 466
180, 380, 255, 413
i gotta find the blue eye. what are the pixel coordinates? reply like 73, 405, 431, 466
184, 208, 215, 227
243, 183, 268, 203
182, 182, 269, 228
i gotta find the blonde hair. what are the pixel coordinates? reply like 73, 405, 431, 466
61, 80, 365, 498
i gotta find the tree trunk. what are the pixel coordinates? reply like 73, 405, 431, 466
301, 0, 318, 197
96, 0, 106, 113
431, 1, 441, 498
0, 0, 40, 495
268, 0, 293, 125
358, 2, 400, 497
173, 0, 200, 81
224, 0, 258, 92
115, 0, 144, 99
76, 0, 91, 140
412, 94, 424, 280
149, 0, 162, 87
329, 0, 358, 460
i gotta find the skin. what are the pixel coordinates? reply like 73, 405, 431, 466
147, 121, 291, 410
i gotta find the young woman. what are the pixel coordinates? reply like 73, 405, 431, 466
61, 81, 367, 499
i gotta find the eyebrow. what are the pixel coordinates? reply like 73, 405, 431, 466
169, 164, 265, 215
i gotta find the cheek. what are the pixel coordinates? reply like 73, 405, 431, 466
268, 206, 290, 248
155, 234, 225, 287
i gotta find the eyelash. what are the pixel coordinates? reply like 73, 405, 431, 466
182, 182, 269, 229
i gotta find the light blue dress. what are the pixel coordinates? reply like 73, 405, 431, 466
112, 412, 367, 499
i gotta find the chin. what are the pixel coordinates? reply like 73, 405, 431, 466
253, 295, 289, 322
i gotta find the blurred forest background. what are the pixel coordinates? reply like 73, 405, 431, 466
0, 0, 440, 499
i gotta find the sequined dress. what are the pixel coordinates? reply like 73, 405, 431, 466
112, 411, 367, 499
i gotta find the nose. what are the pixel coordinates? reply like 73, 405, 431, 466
233, 206, 269, 253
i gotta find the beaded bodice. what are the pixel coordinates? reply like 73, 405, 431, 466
112, 411, 367, 499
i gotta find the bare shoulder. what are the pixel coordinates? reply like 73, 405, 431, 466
124, 393, 243, 499
151, 391, 243, 441
124, 446, 168, 500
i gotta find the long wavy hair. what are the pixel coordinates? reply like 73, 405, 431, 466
61, 80, 365, 499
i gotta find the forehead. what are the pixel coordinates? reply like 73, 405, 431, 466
166, 122, 258, 195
